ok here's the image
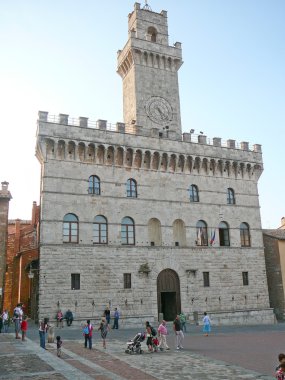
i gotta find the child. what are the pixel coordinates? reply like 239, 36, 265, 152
21, 315, 28, 341
56, 335, 62, 357
276, 362, 285, 379
202, 312, 211, 336
276, 353, 285, 371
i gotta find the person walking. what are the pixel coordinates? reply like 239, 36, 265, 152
13, 303, 23, 339
98, 317, 110, 349
1, 310, 9, 333
173, 315, 184, 350
83, 320, 93, 349
158, 320, 170, 351
202, 312, 211, 336
104, 306, 111, 325
39, 318, 49, 349
112, 308, 119, 329
21, 315, 28, 341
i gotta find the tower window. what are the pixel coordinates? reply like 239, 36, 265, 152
147, 26, 157, 42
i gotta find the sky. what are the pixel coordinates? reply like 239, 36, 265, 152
0, 0, 284, 228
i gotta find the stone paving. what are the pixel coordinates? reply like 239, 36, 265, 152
0, 331, 276, 379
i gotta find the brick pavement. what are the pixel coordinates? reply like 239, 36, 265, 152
0, 332, 276, 379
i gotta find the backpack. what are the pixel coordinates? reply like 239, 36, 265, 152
151, 326, 157, 336
83, 326, 89, 335
13, 309, 19, 319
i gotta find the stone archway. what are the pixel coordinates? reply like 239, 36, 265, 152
157, 269, 181, 321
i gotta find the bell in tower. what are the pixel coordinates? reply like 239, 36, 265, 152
117, 2, 183, 139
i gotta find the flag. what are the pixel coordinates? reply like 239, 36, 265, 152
210, 229, 216, 246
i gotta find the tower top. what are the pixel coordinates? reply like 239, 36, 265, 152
142, 1, 152, 11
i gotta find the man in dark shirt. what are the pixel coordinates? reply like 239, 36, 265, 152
173, 315, 184, 350
104, 306, 111, 324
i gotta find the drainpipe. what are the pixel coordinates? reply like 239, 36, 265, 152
18, 254, 22, 304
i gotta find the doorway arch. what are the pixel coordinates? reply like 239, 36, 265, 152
157, 269, 181, 321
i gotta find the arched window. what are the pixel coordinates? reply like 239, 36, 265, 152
189, 185, 199, 202
227, 188, 235, 204
173, 219, 186, 247
148, 218, 162, 246
147, 26, 157, 42
196, 220, 208, 246
218, 221, 230, 246
126, 178, 137, 198
93, 215, 107, 244
240, 222, 251, 247
121, 217, 135, 245
88, 175, 100, 195
63, 213, 79, 243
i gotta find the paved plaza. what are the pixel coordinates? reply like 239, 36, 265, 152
1, 322, 284, 379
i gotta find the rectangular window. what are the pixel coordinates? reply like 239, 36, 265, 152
124, 273, 131, 289
71, 273, 80, 290
203, 272, 210, 287
242, 272, 249, 286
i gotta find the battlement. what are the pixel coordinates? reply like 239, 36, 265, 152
38, 111, 262, 153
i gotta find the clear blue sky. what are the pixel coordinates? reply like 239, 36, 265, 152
1, 1, 284, 228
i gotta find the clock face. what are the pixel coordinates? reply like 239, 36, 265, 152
145, 96, 173, 124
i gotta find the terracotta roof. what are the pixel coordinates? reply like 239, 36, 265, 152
263, 229, 285, 240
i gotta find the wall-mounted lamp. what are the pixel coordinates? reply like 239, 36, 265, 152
140, 299, 143, 305
75, 300, 78, 307
232, 296, 234, 301
28, 263, 34, 279
92, 300, 95, 307
218, 296, 221, 302
256, 294, 259, 299
125, 298, 128, 306
191, 298, 194, 304
108, 300, 111, 307
57, 301, 60, 307
205, 297, 207, 302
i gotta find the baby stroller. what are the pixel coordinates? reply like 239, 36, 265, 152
125, 332, 145, 354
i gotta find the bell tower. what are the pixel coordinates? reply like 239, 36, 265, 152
117, 2, 183, 139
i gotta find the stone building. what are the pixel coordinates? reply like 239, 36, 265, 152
3, 202, 40, 319
36, 2, 274, 325
0, 181, 12, 310
263, 229, 285, 321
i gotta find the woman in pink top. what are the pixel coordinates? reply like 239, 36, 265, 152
158, 320, 170, 351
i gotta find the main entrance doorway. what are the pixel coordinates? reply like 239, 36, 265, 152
157, 269, 181, 321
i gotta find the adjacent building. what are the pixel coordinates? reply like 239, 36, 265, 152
35, 2, 274, 325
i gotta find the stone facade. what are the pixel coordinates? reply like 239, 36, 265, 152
0, 181, 12, 310
263, 229, 285, 321
3, 202, 40, 319
35, 2, 274, 325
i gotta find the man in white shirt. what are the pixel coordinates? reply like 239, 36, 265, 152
13, 303, 23, 339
